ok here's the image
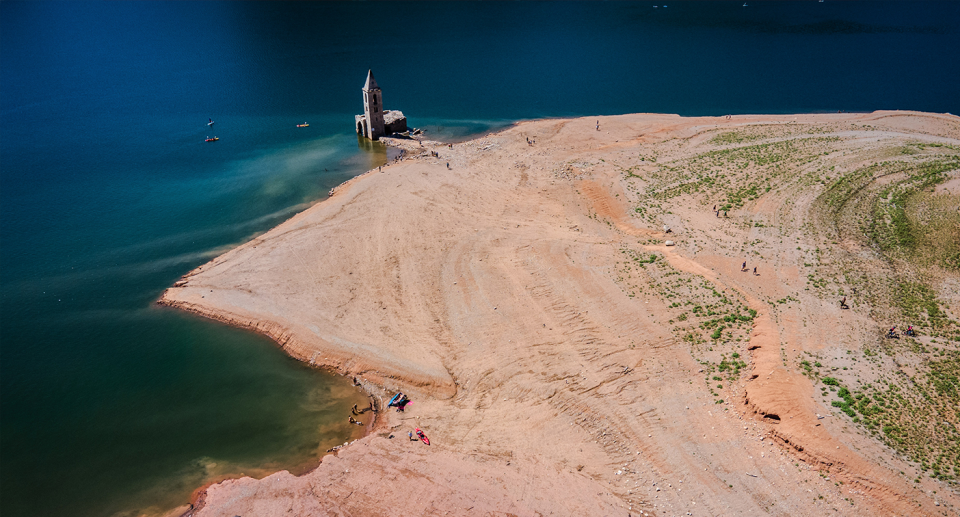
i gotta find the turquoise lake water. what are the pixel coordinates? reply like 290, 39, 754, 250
2, 2, 958, 516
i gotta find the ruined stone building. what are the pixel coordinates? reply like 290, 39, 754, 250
355, 70, 406, 140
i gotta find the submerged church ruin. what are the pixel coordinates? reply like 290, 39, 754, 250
355, 70, 406, 140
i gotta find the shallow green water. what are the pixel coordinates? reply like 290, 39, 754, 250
2, 307, 372, 517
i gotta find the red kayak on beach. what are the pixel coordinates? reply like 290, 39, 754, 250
415, 428, 429, 445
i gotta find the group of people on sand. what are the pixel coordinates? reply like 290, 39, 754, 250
836, 301, 917, 339
376, 393, 427, 444
345, 391, 416, 428
740, 261, 758, 276
887, 325, 915, 339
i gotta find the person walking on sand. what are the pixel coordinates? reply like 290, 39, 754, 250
753, 266, 757, 275
741, 261, 747, 271
840, 296, 848, 309
596, 120, 600, 131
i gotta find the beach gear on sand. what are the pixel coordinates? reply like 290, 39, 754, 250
415, 428, 430, 445
388, 392, 404, 407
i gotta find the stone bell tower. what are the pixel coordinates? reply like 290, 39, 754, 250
361, 69, 385, 140
355, 70, 406, 140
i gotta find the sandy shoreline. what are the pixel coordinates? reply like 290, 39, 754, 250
161, 111, 960, 516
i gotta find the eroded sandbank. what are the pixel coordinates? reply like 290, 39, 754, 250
162, 111, 960, 516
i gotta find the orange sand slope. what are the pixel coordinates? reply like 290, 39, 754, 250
162, 111, 960, 516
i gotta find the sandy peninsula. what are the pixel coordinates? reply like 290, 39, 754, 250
161, 111, 960, 516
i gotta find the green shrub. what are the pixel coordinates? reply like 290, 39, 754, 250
711, 326, 725, 340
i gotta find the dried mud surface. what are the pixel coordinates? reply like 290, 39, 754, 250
161, 111, 960, 516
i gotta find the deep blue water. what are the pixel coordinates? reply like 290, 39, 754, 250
2, 2, 959, 516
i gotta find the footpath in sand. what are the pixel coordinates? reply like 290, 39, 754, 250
161, 111, 960, 516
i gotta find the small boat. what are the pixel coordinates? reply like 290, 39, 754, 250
415, 428, 430, 445
205, 136, 219, 142
387, 392, 404, 407
208, 118, 215, 127
297, 122, 309, 128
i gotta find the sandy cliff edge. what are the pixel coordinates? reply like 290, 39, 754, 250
161, 111, 960, 516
